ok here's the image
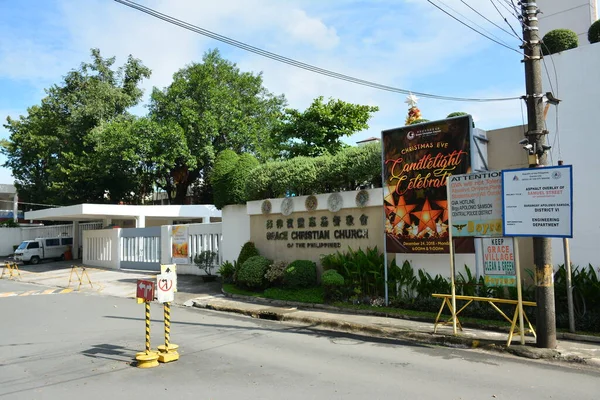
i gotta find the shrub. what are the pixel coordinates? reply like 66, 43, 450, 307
237, 242, 260, 266
193, 250, 218, 275
227, 153, 259, 205
542, 29, 578, 55
237, 256, 271, 290
447, 112, 468, 118
321, 269, 345, 302
264, 287, 324, 303
265, 260, 288, 286
589, 20, 600, 44
217, 261, 235, 283
284, 260, 317, 288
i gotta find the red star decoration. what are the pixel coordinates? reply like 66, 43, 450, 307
435, 200, 449, 222
412, 198, 442, 233
385, 195, 416, 226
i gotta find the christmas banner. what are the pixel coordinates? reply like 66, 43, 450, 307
382, 115, 473, 253
171, 225, 189, 264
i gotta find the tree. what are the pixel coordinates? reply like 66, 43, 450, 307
88, 116, 194, 203
276, 96, 379, 158
2, 49, 151, 205
149, 49, 286, 204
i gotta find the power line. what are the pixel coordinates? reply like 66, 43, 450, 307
426, 0, 521, 54
489, 0, 523, 41
435, 0, 516, 45
460, 0, 521, 41
113, 0, 521, 103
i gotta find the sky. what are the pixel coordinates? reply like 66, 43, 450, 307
0, 0, 530, 185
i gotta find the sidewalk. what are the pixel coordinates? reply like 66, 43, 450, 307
3, 259, 600, 368
190, 291, 600, 369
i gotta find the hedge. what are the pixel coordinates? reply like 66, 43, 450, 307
245, 142, 382, 200
589, 20, 600, 44
284, 260, 317, 288
542, 29, 578, 55
212, 150, 259, 209
237, 256, 271, 290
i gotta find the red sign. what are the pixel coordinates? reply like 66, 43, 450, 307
136, 279, 155, 302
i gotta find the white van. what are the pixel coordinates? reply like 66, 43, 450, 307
14, 237, 73, 264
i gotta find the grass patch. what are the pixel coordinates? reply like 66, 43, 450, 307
222, 283, 263, 297
264, 287, 324, 304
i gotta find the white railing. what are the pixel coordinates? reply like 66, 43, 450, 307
161, 223, 223, 275
83, 229, 120, 269
21, 222, 103, 244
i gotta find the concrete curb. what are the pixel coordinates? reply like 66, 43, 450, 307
191, 291, 600, 367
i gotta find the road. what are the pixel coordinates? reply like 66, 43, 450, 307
1, 279, 598, 400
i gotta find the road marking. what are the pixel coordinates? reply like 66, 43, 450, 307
0, 288, 74, 298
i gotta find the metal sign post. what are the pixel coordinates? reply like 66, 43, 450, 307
513, 239, 526, 345
446, 178, 457, 334
156, 274, 179, 363
135, 280, 159, 369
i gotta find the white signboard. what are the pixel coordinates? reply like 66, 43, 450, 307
502, 166, 573, 237
156, 273, 175, 303
482, 237, 516, 287
448, 171, 502, 237
161, 264, 178, 292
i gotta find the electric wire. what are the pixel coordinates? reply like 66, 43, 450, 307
426, 0, 522, 54
435, 0, 516, 45
112, 0, 522, 102
489, 0, 523, 42
459, 0, 521, 41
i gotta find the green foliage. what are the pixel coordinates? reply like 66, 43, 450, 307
217, 261, 235, 283
0, 220, 19, 227
409, 118, 430, 125
2, 49, 151, 205
193, 250, 218, 275
149, 49, 287, 204
414, 270, 450, 298
264, 287, 324, 303
237, 256, 272, 290
275, 96, 379, 158
542, 29, 579, 55
245, 142, 382, 200
284, 260, 317, 288
265, 260, 288, 286
321, 269, 345, 302
236, 241, 260, 267
321, 269, 345, 286
447, 112, 468, 118
320, 247, 386, 301
589, 20, 600, 44
211, 151, 259, 209
554, 264, 600, 332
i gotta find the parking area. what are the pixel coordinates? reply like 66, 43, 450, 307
0, 258, 221, 305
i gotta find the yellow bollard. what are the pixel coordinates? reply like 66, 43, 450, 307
158, 302, 179, 363
135, 301, 159, 368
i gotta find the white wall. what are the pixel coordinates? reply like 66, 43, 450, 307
0, 228, 22, 256
543, 43, 600, 268
221, 205, 251, 264
539, 0, 597, 44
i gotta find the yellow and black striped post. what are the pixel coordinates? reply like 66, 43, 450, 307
135, 301, 159, 368
158, 302, 179, 363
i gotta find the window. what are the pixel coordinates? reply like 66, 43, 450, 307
61, 238, 73, 245
45, 238, 60, 246
27, 242, 40, 249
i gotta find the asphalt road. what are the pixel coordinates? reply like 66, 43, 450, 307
1, 279, 598, 400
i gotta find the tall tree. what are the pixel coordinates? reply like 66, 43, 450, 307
276, 96, 379, 158
2, 49, 151, 205
149, 49, 286, 204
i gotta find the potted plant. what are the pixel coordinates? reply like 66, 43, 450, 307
193, 250, 218, 282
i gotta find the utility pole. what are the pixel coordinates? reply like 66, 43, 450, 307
521, 1, 556, 348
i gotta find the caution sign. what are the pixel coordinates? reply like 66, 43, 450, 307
156, 273, 175, 303
482, 237, 516, 287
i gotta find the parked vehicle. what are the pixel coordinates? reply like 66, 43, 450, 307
14, 237, 73, 264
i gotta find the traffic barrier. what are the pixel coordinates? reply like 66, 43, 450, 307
68, 265, 93, 290
1, 262, 21, 280
157, 301, 179, 363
